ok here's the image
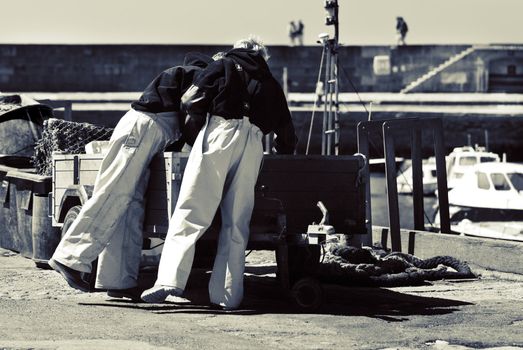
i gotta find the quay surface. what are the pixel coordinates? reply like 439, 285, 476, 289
1, 247, 522, 350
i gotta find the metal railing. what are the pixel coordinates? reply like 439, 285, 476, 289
357, 117, 451, 252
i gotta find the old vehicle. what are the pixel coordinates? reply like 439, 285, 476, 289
49, 150, 367, 310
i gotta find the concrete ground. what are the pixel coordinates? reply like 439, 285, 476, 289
1, 247, 522, 350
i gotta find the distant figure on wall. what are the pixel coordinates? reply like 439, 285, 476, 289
396, 16, 408, 46
288, 21, 297, 46
295, 20, 304, 46
288, 20, 304, 46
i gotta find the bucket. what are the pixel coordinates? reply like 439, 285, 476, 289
32, 193, 60, 267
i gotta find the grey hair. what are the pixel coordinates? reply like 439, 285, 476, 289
233, 35, 269, 61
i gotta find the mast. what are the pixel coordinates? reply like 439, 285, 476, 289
323, 0, 340, 155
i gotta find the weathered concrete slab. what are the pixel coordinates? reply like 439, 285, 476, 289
372, 226, 523, 276
1, 247, 523, 349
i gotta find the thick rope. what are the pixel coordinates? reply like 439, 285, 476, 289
319, 243, 475, 287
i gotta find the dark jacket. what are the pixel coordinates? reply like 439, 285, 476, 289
131, 52, 213, 113
181, 48, 297, 154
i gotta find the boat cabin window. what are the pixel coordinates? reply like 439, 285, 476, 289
459, 156, 477, 166
480, 156, 498, 163
477, 172, 490, 189
491, 173, 511, 191
508, 173, 523, 191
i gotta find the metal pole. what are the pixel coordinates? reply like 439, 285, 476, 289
306, 47, 326, 155
333, 47, 340, 155
326, 49, 334, 155
322, 45, 331, 156
282, 66, 289, 100
334, 0, 339, 43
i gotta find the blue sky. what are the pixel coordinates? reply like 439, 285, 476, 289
1, 0, 522, 46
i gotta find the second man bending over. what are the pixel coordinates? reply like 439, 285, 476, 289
141, 36, 297, 310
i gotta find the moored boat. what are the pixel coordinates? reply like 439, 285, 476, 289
397, 145, 500, 195
442, 161, 523, 241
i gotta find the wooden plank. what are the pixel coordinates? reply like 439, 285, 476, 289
260, 155, 363, 173
383, 122, 402, 252
79, 158, 102, 171
257, 172, 359, 192
54, 160, 74, 171
261, 190, 360, 211
411, 126, 424, 231
78, 171, 98, 185
54, 172, 74, 187
53, 154, 104, 161
433, 120, 451, 234
357, 121, 373, 243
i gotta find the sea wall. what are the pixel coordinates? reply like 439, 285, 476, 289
2, 44, 523, 93
2, 44, 523, 161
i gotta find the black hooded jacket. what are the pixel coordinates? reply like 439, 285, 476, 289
131, 52, 213, 113
181, 48, 297, 154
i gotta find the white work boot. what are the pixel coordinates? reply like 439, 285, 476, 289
141, 285, 184, 303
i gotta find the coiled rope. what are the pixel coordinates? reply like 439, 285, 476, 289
319, 243, 475, 287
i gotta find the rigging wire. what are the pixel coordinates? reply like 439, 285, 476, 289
337, 62, 436, 228
305, 47, 326, 155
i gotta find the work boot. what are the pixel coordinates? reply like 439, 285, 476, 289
107, 287, 143, 302
48, 259, 90, 292
210, 303, 236, 312
141, 285, 183, 303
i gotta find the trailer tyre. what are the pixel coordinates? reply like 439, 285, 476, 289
61, 205, 82, 237
290, 277, 323, 312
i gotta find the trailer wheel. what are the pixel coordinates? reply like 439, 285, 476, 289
290, 277, 323, 312
62, 205, 82, 237
60, 204, 97, 290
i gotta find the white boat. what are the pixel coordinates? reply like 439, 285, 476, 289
445, 145, 500, 190
397, 157, 438, 195
445, 161, 523, 241
452, 220, 523, 242
397, 145, 500, 195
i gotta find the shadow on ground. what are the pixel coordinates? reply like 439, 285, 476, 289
78, 266, 472, 321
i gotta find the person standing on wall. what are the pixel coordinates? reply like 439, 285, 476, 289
288, 21, 297, 46
396, 16, 409, 45
48, 52, 214, 301
141, 36, 297, 310
296, 20, 304, 46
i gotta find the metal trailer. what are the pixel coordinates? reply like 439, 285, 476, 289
50, 152, 367, 310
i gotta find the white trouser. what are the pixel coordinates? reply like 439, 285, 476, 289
156, 115, 264, 309
51, 109, 178, 289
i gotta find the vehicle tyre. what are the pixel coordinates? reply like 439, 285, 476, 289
290, 277, 323, 312
61, 205, 82, 237
60, 205, 98, 291
287, 245, 321, 282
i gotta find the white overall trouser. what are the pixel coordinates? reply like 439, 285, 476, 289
156, 115, 264, 309
51, 109, 178, 289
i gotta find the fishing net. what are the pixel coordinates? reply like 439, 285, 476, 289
32, 118, 114, 176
